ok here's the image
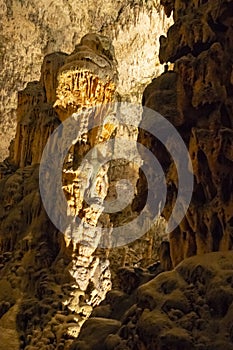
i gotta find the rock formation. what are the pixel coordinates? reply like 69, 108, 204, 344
70, 1, 233, 348
0, 0, 172, 161
0, 29, 166, 348
0, 0, 232, 349
74, 251, 233, 350
140, 0, 233, 266
0, 32, 119, 349
13, 53, 67, 168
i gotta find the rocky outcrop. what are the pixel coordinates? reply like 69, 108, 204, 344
72, 251, 233, 350
141, 0, 233, 266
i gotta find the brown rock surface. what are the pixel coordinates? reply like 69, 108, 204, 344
13, 52, 66, 168
0, 33, 119, 348
73, 251, 233, 350
141, 0, 233, 266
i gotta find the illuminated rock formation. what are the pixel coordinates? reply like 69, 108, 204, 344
0, 0, 172, 161
13, 52, 67, 168
0, 32, 119, 348
2, 0, 232, 348
56, 33, 118, 321
0, 21, 171, 346
54, 34, 117, 120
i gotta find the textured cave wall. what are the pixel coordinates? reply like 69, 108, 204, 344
141, 0, 233, 267
0, 27, 168, 347
1, 1, 232, 349
0, 0, 172, 161
74, 251, 233, 350
70, 2, 233, 345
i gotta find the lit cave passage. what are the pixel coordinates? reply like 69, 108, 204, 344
0, 0, 233, 350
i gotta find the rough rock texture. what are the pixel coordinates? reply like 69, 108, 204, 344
1, 0, 232, 349
0, 34, 120, 349
0, 0, 172, 161
0, 29, 167, 348
12, 53, 66, 168
0, 164, 78, 349
72, 1, 233, 348
140, 0, 233, 267
73, 251, 233, 350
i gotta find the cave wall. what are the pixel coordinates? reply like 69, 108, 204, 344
70, 2, 233, 348
0, 0, 172, 161
142, 0, 233, 266
0, 27, 168, 347
1, 0, 232, 348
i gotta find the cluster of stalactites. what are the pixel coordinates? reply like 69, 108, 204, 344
54, 69, 116, 122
